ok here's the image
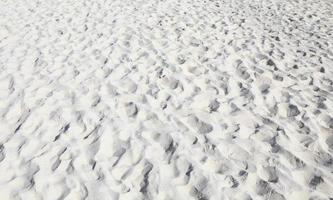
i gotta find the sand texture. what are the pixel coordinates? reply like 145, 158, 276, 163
0, 0, 333, 199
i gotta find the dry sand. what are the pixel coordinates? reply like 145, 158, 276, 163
0, 0, 333, 199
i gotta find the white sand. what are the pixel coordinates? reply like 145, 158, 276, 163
0, 0, 333, 199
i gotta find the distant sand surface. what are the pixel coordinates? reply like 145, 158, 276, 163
0, 0, 333, 199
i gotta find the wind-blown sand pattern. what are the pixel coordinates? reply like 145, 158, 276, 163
0, 0, 333, 199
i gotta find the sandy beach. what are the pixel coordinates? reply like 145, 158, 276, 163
0, 0, 333, 199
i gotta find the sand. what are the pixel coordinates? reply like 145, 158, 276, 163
0, 0, 333, 199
